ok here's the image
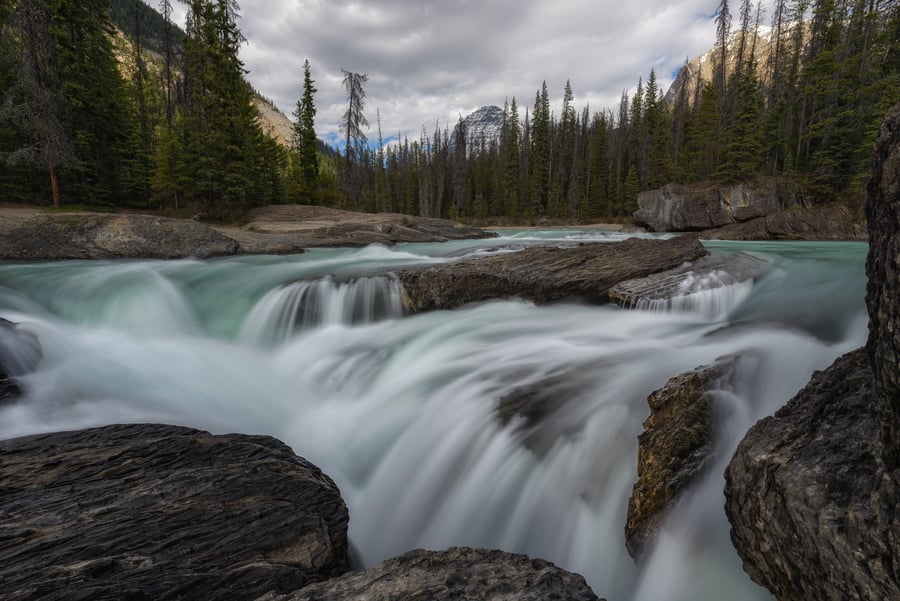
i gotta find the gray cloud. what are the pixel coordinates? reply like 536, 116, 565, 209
162, 1, 735, 147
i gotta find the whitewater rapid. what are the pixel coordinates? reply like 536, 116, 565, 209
0, 232, 868, 601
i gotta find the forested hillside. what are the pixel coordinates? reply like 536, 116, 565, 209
0, 0, 897, 223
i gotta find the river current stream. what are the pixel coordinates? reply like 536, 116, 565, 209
0, 229, 868, 601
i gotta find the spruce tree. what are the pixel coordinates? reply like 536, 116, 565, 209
292, 58, 319, 203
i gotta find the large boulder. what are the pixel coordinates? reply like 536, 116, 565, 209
0, 214, 240, 260
398, 235, 707, 313
625, 355, 745, 559
634, 178, 784, 232
724, 350, 892, 600
724, 104, 900, 599
258, 547, 603, 601
0, 424, 350, 601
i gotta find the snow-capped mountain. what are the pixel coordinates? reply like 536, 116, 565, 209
456, 105, 505, 154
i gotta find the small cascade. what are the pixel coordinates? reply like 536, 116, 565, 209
632, 276, 756, 319
611, 253, 770, 320
240, 274, 404, 346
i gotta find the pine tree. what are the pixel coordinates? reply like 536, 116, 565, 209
527, 82, 550, 217
292, 58, 319, 203
1, 0, 79, 207
48, 0, 138, 204
504, 97, 520, 219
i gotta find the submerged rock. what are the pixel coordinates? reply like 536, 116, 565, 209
609, 252, 770, 314
0, 423, 350, 600
634, 178, 784, 232
0, 318, 41, 405
398, 235, 707, 312
259, 547, 603, 601
626, 355, 746, 559
724, 104, 900, 599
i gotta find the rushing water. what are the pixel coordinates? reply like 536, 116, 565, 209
0, 230, 868, 601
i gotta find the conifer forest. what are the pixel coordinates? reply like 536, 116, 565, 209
0, 0, 898, 223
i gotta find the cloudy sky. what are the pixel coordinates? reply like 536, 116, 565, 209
158, 1, 730, 148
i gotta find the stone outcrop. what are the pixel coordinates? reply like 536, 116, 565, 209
609, 252, 770, 311
259, 547, 603, 601
702, 204, 867, 241
0, 424, 350, 601
398, 235, 707, 312
0, 214, 240, 260
634, 178, 785, 232
626, 355, 744, 559
0, 205, 496, 260
724, 104, 900, 600
219, 205, 496, 254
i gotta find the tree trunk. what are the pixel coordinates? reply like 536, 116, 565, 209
50, 162, 60, 208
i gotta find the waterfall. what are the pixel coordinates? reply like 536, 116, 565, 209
0, 236, 869, 601
239, 275, 404, 346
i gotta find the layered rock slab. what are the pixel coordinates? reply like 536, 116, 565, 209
259, 547, 603, 601
0, 423, 350, 601
398, 235, 707, 312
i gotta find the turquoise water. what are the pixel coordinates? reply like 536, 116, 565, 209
0, 232, 868, 601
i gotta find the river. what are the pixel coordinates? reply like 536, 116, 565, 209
0, 230, 868, 601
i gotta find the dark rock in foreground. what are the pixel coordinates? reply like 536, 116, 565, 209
0, 214, 240, 260
866, 103, 900, 466
0, 424, 350, 601
626, 355, 746, 559
398, 235, 707, 313
634, 178, 784, 232
724, 104, 900, 599
258, 547, 603, 601
701, 205, 866, 241
724, 350, 894, 600
609, 252, 770, 312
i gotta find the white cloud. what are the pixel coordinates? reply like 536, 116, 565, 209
153, 1, 748, 148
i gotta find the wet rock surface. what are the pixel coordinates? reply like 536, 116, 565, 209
626, 355, 744, 559
258, 547, 603, 601
398, 235, 707, 313
0, 423, 350, 601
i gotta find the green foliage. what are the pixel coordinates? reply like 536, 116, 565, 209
0, 0, 895, 221
290, 59, 319, 203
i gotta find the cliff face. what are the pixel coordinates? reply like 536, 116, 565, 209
724, 104, 900, 600
633, 178, 786, 232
